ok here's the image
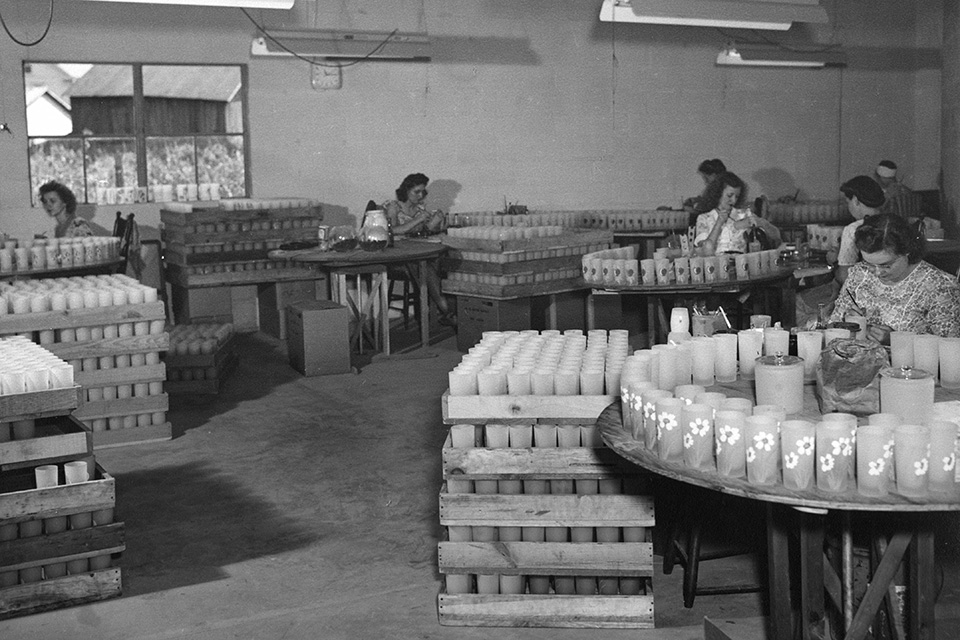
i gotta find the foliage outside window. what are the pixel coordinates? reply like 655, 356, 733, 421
24, 62, 249, 207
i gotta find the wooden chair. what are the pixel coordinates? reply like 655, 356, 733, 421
387, 264, 421, 330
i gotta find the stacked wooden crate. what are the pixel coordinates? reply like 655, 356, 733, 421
441, 228, 614, 299
161, 199, 324, 331
164, 323, 238, 395
447, 209, 688, 232
0, 367, 123, 619
438, 395, 655, 628
0, 276, 171, 449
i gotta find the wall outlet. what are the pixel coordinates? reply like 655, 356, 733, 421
311, 65, 341, 90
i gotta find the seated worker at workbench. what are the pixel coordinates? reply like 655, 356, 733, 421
693, 172, 781, 256
830, 212, 960, 343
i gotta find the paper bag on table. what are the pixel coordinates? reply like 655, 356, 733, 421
815, 338, 889, 416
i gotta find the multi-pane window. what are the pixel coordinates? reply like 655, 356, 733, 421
25, 63, 249, 207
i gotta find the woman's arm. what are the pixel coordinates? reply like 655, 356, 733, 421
926, 279, 960, 338
693, 210, 724, 256
384, 201, 428, 236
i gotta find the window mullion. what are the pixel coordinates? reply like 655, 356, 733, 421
133, 64, 147, 189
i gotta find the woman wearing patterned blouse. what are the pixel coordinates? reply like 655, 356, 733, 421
830, 213, 960, 342
39, 181, 94, 238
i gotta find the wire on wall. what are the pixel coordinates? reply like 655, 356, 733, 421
241, 8, 399, 69
0, 0, 54, 47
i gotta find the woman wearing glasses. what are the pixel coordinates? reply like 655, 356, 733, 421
830, 212, 960, 342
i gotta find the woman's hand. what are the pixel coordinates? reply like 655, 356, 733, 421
866, 323, 893, 346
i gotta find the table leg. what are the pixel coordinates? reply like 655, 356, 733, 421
847, 531, 911, 640
842, 511, 854, 632
418, 259, 430, 348
378, 271, 390, 355
647, 297, 656, 347
910, 520, 935, 640
766, 504, 794, 640
799, 509, 826, 640
547, 294, 558, 330
586, 293, 596, 330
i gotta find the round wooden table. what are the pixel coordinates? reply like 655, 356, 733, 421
598, 402, 960, 640
269, 239, 446, 351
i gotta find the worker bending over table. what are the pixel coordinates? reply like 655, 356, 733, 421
692, 172, 781, 256
830, 212, 960, 343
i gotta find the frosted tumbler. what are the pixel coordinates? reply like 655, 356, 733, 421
928, 420, 958, 496
682, 402, 715, 471
856, 425, 891, 497
816, 421, 854, 493
894, 425, 930, 498
780, 419, 816, 491
715, 410, 747, 478
939, 338, 960, 389
744, 415, 780, 485
655, 397, 685, 464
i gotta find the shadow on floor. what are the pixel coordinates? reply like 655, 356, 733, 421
116, 462, 321, 597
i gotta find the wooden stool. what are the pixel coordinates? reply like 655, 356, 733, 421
329, 264, 390, 355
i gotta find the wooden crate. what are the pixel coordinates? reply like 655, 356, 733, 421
442, 229, 614, 254
165, 334, 239, 395
441, 276, 587, 300
0, 386, 82, 424
437, 430, 655, 628
441, 391, 616, 425
0, 414, 93, 472
0, 463, 124, 620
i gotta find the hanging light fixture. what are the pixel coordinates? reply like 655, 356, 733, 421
716, 44, 846, 68
599, 0, 828, 31
74, 0, 294, 8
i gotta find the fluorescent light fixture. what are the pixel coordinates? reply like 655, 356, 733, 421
75, 0, 294, 8
716, 44, 846, 68
252, 29, 431, 61
600, 0, 828, 31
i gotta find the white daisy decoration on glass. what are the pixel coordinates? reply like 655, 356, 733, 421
716, 441, 723, 455
683, 397, 694, 405
797, 436, 815, 456
633, 396, 643, 411
868, 459, 884, 476
622, 390, 630, 404
820, 453, 835, 472
883, 440, 894, 459
644, 402, 656, 420
832, 437, 853, 457
944, 453, 956, 472
784, 452, 799, 470
657, 424, 663, 441
914, 458, 929, 476
659, 412, 678, 432
691, 418, 711, 437
683, 433, 694, 449
717, 425, 741, 445
746, 447, 756, 463
754, 432, 776, 452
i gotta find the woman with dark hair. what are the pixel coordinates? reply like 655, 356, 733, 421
683, 158, 727, 220
382, 173, 446, 237
381, 173, 455, 326
830, 212, 960, 341
835, 175, 885, 284
693, 172, 780, 256
38, 181, 93, 238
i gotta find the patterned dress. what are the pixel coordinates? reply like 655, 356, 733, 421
57, 216, 95, 238
830, 261, 960, 337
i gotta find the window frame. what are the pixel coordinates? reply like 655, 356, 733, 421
24, 61, 252, 205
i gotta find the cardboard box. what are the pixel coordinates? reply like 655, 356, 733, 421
258, 278, 326, 340
285, 300, 351, 376
455, 296, 531, 352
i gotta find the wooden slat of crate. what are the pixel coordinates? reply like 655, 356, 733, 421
163, 247, 276, 267
439, 493, 655, 528
0, 567, 122, 621
166, 351, 239, 395
0, 465, 114, 523
437, 593, 654, 629
441, 254, 585, 276
0, 302, 166, 334
0, 415, 92, 472
0, 386, 82, 423
92, 422, 172, 449
73, 394, 168, 421
441, 277, 586, 300
165, 264, 320, 288
441, 229, 614, 253
438, 541, 653, 576
442, 445, 642, 480
441, 391, 616, 424
48, 334, 169, 360
75, 363, 166, 388
161, 226, 317, 247
0, 523, 125, 572
160, 204, 321, 227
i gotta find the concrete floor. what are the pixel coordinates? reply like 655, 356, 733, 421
3, 330, 959, 639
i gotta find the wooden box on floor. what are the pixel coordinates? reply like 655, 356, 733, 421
257, 278, 326, 341
0, 301, 172, 449
0, 463, 123, 620
165, 334, 239, 395
437, 426, 655, 628
285, 300, 351, 376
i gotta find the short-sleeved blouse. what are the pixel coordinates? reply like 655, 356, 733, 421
694, 208, 752, 254
829, 260, 960, 337
836, 219, 864, 267
57, 216, 94, 239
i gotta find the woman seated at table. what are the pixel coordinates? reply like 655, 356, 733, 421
382, 173, 455, 326
830, 212, 960, 342
383, 173, 447, 237
39, 181, 94, 238
692, 172, 781, 256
